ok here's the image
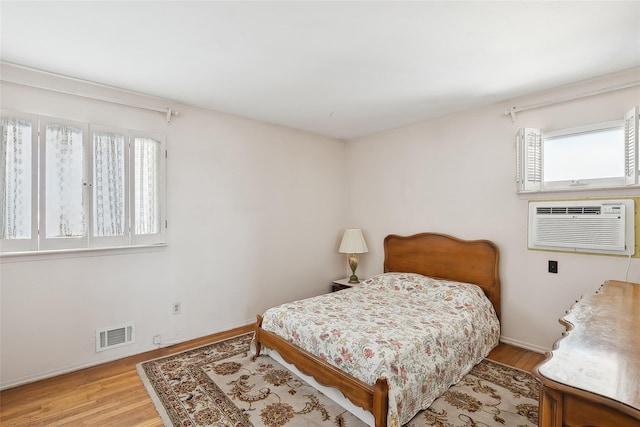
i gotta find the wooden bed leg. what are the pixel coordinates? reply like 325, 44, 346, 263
373, 378, 389, 427
252, 315, 263, 361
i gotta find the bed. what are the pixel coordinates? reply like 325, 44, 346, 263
253, 232, 501, 427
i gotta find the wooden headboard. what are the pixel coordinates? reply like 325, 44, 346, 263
384, 232, 501, 320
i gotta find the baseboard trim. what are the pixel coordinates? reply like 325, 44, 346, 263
2, 325, 547, 390
1, 319, 255, 391
500, 335, 549, 354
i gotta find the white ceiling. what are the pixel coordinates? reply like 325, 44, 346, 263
1, 1, 639, 139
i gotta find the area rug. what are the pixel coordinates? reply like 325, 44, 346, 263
137, 333, 539, 427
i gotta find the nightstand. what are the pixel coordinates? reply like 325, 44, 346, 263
331, 278, 358, 292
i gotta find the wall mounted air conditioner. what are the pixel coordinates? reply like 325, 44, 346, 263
528, 199, 635, 255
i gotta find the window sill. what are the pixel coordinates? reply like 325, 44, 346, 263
0, 243, 168, 263
517, 184, 639, 197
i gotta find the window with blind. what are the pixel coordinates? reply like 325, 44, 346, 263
516, 106, 639, 192
1, 111, 166, 253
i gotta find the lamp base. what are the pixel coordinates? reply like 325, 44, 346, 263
347, 253, 360, 284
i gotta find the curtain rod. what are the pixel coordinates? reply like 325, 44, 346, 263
505, 80, 640, 122
1, 77, 179, 124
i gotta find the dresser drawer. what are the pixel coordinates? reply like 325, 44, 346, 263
563, 394, 640, 427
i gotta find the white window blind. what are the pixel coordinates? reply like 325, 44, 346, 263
516, 127, 542, 192
625, 106, 639, 186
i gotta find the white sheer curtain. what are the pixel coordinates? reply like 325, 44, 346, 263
134, 137, 160, 235
93, 131, 125, 237
45, 124, 85, 238
1, 117, 32, 239
2, 113, 165, 252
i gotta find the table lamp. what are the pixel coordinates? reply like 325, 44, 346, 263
338, 228, 369, 283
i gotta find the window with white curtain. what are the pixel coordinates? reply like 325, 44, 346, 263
132, 134, 165, 245
516, 106, 639, 192
0, 110, 166, 253
1, 113, 36, 252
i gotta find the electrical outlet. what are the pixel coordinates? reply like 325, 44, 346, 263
548, 260, 558, 274
153, 335, 161, 345
172, 302, 181, 315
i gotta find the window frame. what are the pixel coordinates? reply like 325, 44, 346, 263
90, 124, 131, 249
0, 110, 167, 255
39, 116, 90, 251
516, 106, 639, 193
130, 131, 166, 246
0, 111, 38, 252
542, 119, 625, 190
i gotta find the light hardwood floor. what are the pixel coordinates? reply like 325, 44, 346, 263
0, 324, 545, 426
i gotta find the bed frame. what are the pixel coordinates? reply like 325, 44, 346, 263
253, 232, 501, 427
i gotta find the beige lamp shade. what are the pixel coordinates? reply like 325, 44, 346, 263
338, 228, 368, 254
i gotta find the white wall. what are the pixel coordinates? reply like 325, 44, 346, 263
0, 65, 347, 388
2, 64, 639, 389
347, 68, 640, 352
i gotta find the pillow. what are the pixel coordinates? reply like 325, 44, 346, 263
362, 272, 434, 292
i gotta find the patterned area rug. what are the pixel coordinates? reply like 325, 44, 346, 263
137, 333, 539, 427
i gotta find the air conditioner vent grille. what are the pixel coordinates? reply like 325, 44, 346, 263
536, 206, 601, 215
96, 323, 135, 352
535, 217, 623, 248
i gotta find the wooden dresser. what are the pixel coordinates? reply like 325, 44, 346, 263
533, 280, 640, 427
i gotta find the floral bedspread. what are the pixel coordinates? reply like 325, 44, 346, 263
260, 273, 500, 427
